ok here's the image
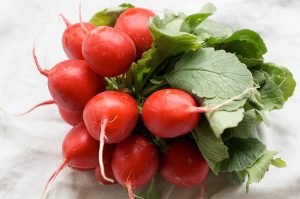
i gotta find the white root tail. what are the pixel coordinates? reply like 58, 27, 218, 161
41, 160, 67, 199
99, 119, 115, 183
199, 183, 205, 199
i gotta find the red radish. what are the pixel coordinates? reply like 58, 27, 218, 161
58, 107, 83, 126
33, 48, 105, 112
95, 144, 116, 185
142, 88, 253, 138
111, 135, 159, 199
83, 91, 139, 183
160, 138, 209, 187
115, 8, 155, 59
83, 91, 138, 143
82, 26, 136, 77
42, 123, 99, 198
60, 14, 95, 60
142, 89, 201, 138
18, 100, 82, 126
71, 167, 94, 172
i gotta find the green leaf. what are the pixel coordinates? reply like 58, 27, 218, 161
206, 108, 245, 137
141, 179, 160, 199
163, 10, 186, 32
195, 19, 232, 39
89, 3, 134, 26
271, 158, 287, 168
166, 48, 253, 99
228, 171, 247, 185
260, 63, 296, 101
253, 70, 285, 110
180, 3, 216, 33
134, 16, 201, 94
206, 29, 267, 59
229, 109, 257, 139
237, 56, 264, 68
221, 138, 266, 172
245, 150, 278, 192
192, 120, 229, 174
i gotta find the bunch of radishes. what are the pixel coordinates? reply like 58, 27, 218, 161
29, 6, 211, 199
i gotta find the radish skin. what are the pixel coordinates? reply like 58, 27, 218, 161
82, 26, 136, 77
83, 91, 138, 143
42, 123, 99, 198
142, 89, 200, 138
160, 138, 209, 187
18, 99, 82, 126
83, 91, 138, 187
111, 135, 159, 199
60, 14, 95, 60
58, 107, 83, 126
115, 8, 155, 59
33, 48, 105, 112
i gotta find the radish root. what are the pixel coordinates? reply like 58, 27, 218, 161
199, 183, 205, 199
99, 119, 115, 183
78, 2, 89, 34
163, 185, 175, 199
59, 13, 71, 27
42, 159, 67, 199
32, 45, 49, 77
16, 100, 55, 116
127, 183, 135, 199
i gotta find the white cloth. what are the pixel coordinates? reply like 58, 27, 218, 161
0, 0, 299, 198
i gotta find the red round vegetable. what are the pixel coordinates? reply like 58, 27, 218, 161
60, 14, 95, 60
43, 123, 99, 198
83, 91, 139, 184
160, 138, 209, 187
62, 123, 99, 169
19, 99, 82, 126
82, 26, 136, 77
33, 49, 105, 112
111, 135, 159, 199
115, 8, 155, 59
142, 89, 200, 138
95, 144, 116, 185
83, 91, 138, 143
58, 107, 83, 126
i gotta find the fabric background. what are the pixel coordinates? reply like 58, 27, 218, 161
0, 0, 299, 198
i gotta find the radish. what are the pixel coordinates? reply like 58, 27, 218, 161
142, 88, 255, 138
111, 135, 159, 199
43, 122, 99, 198
160, 138, 209, 187
33, 48, 105, 112
95, 144, 116, 185
115, 8, 155, 59
142, 89, 200, 138
83, 91, 139, 184
60, 14, 95, 60
82, 26, 136, 77
58, 107, 83, 126
18, 100, 82, 126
